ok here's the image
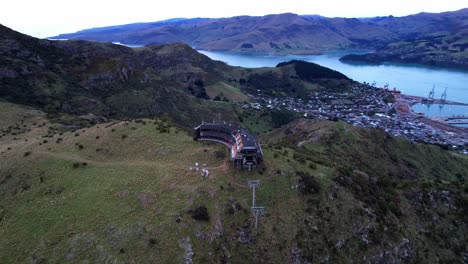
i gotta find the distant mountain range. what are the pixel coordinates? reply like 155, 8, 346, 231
50, 9, 468, 69
51, 9, 468, 69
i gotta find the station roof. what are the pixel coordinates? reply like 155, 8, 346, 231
196, 121, 258, 149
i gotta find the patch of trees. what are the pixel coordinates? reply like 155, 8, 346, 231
245, 71, 308, 98
196, 87, 210, 99
213, 95, 229, 102
297, 171, 321, 195
188, 79, 210, 100
340, 54, 383, 65
270, 109, 298, 128
246, 71, 288, 90
277, 60, 349, 80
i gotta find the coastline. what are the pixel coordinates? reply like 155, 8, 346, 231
395, 93, 468, 133
340, 53, 468, 71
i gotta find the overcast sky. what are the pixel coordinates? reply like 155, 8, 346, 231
1, 0, 466, 38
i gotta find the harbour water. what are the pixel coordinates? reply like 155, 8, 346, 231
411, 103, 468, 128
411, 104, 468, 117
198, 50, 468, 104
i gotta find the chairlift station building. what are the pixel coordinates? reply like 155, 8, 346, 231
194, 122, 263, 169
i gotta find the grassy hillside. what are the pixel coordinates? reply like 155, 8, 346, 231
1, 103, 466, 263
340, 33, 468, 69
1, 22, 467, 263
0, 24, 354, 128
0, 102, 303, 263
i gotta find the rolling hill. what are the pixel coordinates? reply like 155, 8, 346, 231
0, 23, 467, 263
1, 24, 353, 128
51, 9, 468, 64
0, 102, 467, 263
53, 9, 468, 69
51, 12, 395, 54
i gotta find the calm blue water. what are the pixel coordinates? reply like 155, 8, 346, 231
198, 50, 468, 104
412, 104, 468, 117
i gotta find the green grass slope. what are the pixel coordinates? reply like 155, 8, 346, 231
0, 102, 303, 263
1, 103, 466, 263
262, 119, 468, 263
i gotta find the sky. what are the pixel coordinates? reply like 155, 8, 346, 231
1, 0, 466, 38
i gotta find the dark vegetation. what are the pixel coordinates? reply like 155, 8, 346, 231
297, 171, 320, 195
190, 206, 210, 221
264, 119, 468, 263
277, 60, 349, 80
242, 61, 353, 99
270, 109, 298, 128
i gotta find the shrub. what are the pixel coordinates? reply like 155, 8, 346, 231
297, 171, 321, 195
148, 238, 157, 247
121, 134, 127, 139
72, 162, 80, 168
24, 151, 32, 157
195, 87, 210, 100
309, 162, 317, 170
226, 207, 235, 215
190, 206, 210, 221
78, 144, 84, 150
